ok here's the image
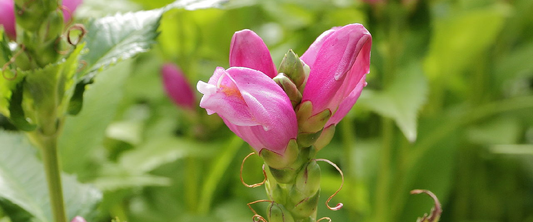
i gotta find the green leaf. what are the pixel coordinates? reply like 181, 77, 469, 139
424, 3, 508, 81
0, 131, 102, 222
80, 8, 164, 81
358, 62, 428, 142
22, 44, 84, 134
59, 61, 132, 177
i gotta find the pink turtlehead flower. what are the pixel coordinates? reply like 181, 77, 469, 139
301, 23, 372, 128
71, 216, 86, 222
162, 63, 196, 110
197, 67, 297, 154
0, 0, 82, 39
198, 24, 370, 152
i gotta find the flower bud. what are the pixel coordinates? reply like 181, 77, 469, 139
294, 161, 321, 197
273, 73, 302, 108
0, 0, 16, 39
296, 130, 322, 148
162, 63, 196, 110
268, 203, 295, 222
278, 49, 306, 88
261, 139, 298, 169
71, 216, 86, 222
288, 189, 320, 219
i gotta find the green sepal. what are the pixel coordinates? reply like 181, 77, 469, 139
288, 189, 320, 219
296, 101, 332, 133
268, 166, 298, 184
314, 125, 336, 151
296, 130, 322, 148
294, 161, 321, 198
273, 74, 302, 108
268, 203, 295, 222
261, 139, 299, 169
278, 49, 306, 88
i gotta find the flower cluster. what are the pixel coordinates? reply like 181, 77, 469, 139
0, 0, 82, 39
198, 23, 371, 164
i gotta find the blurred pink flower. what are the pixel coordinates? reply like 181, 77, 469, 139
71, 216, 86, 222
0, 0, 82, 39
162, 63, 196, 110
0, 0, 16, 39
300, 23, 372, 128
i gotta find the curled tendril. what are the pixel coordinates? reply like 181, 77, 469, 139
240, 152, 267, 188
410, 189, 442, 222
67, 24, 87, 46
247, 199, 272, 222
317, 217, 332, 222
315, 158, 344, 211
2, 45, 26, 81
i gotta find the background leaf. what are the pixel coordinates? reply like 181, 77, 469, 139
0, 131, 102, 222
358, 62, 428, 142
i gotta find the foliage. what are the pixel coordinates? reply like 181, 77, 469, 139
1, 0, 533, 221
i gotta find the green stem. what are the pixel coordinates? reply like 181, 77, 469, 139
185, 157, 199, 213
375, 117, 393, 222
340, 118, 358, 220
40, 134, 67, 222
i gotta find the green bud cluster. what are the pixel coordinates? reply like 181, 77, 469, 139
255, 50, 340, 222
14, 0, 64, 67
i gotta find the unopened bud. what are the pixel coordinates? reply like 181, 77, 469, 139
268, 165, 297, 184
268, 203, 295, 222
296, 101, 331, 133
71, 216, 86, 222
295, 161, 321, 197
278, 49, 306, 88
162, 63, 196, 110
288, 189, 320, 219
273, 73, 302, 108
261, 139, 298, 169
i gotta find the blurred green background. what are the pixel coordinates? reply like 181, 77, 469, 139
2, 0, 533, 221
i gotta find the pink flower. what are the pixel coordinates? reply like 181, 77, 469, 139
0, 0, 82, 39
300, 24, 372, 128
71, 216, 86, 222
162, 63, 196, 110
197, 67, 297, 154
0, 0, 16, 39
229, 29, 277, 78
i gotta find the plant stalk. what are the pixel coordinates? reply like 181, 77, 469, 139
39, 134, 68, 222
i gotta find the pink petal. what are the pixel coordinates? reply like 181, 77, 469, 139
0, 0, 16, 39
301, 24, 372, 116
198, 67, 297, 154
229, 29, 277, 78
325, 76, 366, 127
161, 63, 196, 110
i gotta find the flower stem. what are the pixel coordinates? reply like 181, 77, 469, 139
39, 134, 68, 222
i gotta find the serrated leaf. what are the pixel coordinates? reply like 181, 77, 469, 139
166, 0, 227, 10
0, 131, 102, 222
79, 9, 164, 81
358, 63, 428, 142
